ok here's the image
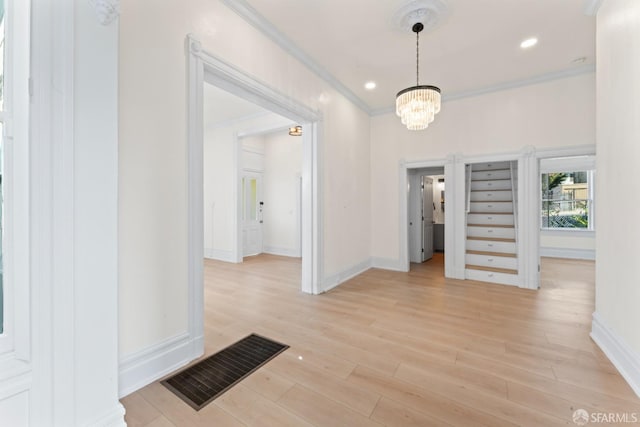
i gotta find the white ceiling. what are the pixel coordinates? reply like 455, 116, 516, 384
242, 0, 596, 112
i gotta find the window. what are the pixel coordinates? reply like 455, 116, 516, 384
540, 156, 595, 230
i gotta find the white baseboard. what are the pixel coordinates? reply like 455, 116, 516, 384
540, 247, 595, 260
118, 333, 203, 398
263, 245, 301, 258
591, 312, 640, 398
321, 259, 372, 293
86, 403, 126, 427
370, 257, 406, 272
204, 248, 237, 263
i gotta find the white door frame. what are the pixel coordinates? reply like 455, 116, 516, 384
187, 35, 323, 356
400, 158, 455, 275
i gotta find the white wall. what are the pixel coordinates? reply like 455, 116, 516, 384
370, 73, 596, 263
263, 132, 303, 257
119, 0, 371, 361
592, 0, 640, 397
203, 111, 289, 263
540, 231, 595, 259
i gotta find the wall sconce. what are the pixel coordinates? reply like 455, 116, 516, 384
288, 125, 302, 136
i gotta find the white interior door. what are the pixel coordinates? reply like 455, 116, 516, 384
422, 176, 434, 262
242, 172, 263, 257
409, 174, 422, 263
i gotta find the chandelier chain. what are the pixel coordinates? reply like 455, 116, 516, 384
416, 30, 420, 85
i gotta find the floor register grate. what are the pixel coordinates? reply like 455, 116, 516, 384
161, 333, 289, 410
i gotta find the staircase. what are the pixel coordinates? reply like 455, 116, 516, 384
465, 161, 519, 286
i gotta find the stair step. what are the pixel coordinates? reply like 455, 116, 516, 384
467, 250, 517, 258
471, 170, 511, 181
467, 236, 516, 242
467, 224, 514, 228
469, 212, 513, 215
471, 161, 512, 171
466, 264, 518, 275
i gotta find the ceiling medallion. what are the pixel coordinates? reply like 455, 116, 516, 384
392, 0, 450, 33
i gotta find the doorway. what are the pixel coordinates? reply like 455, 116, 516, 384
187, 36, 322, 358
241, 172, 263, 257
407, 167, 445, 270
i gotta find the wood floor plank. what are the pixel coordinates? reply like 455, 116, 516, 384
277, 384, 383, 427
214, 383, 313, 427
370, 397, 454, 427
137, 382, 246, 427
121, 393, 163, 427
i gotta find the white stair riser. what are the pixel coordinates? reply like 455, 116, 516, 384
467, 213, 514, 226
465, 269, 519, 286
467, 226, 515, 239
470, 191, 513, 202
471, 180, 512, 191
466, 254, 518, 270
471, 170, 511, 180
470, 161, 511, 171
467, 239, 516, 254
469, 202, 513, 213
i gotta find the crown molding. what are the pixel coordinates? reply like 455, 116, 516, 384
583, 0, 604, 16
370, 64, 595, 116
220, 0, 372, 115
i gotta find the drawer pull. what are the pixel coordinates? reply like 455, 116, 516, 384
488, 273, 494, 277
487, 216, 493, 220
488, 243, 494, 247
488, 230, 493, 233
488, 183, 493, 186
488, 258, 494, 262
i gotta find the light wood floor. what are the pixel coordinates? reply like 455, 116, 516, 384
121, 254, 640, 426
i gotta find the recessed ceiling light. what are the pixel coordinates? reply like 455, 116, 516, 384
364, 81, 377, 90
520, 37, 538, 49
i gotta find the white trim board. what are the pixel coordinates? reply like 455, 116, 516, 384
591, 313, 640, 398
321, 259, 372, 293
540, 248, 595, 260
263, 246, 301, 258
204, 248, 237, 263
371, 257, 406, 272
118, 333, 203, 398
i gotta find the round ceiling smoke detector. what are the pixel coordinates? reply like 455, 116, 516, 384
393, 0, 450, 33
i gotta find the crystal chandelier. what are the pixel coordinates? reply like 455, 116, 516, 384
396, 23, 441, 131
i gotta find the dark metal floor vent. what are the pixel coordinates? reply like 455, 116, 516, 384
161, 333, 289, 410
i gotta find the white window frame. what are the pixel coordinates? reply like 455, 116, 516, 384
540, 156, 596, 232
0, 0, 31, 365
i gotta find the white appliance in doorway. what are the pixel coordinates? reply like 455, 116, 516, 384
421, 176, 434, 262
242, 172, 263, 257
